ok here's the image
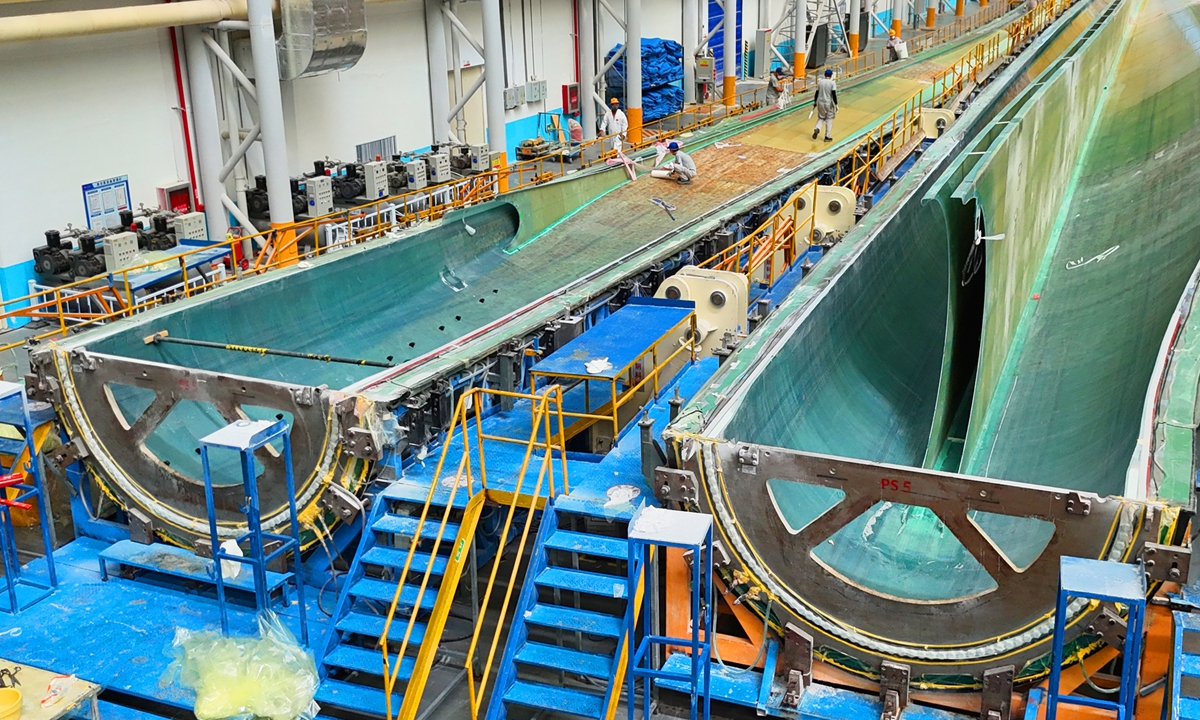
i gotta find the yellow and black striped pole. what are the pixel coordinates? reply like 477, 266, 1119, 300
143, 330, 395, 368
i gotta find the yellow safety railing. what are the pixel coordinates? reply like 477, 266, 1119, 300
700, 179, 821, 287
601, 545, 654, 720
379, 385, 571, 720
527, 313, 699, 442
0, 0, 1047, 348
463, 386, 571, 720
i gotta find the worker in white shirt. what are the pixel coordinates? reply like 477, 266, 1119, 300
811, 68, 839, 142
650, 141, 697, 184
600, 97, 629, 149
766, 68, 786, 107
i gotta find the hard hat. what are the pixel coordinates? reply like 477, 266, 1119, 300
773, 67, 784, 75
668, 141, 680, 151
824, 68, 834, 77
889, 29, 897, 36
609, 97, 620, 105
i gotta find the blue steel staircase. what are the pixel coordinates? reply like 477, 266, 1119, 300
1170, 610, 1200, 720
317, 479, 476, 718
486, 500, 635, 720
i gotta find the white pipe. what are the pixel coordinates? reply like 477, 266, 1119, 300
247, 0, 293, 225
683, 0, 697, 103
481, 0, 507, 161
426, 0, 452, 144
793, 0, 803, 65
598, 0, 625, 30
848, 0, 861, 49
626, 0, 641, 125
202, 32, 257, 100
698, 17, 723, 48
221, 194, 256, 235
441, 4, 485, 58
449, 0, 466, 139
593, 44, 624, 84
448, 69, 485, 121
216, 30, 250, 224
0, 0, 248, 43
219, 123, 261, 182
183, 27, 230, 240
579, 0, 597, 139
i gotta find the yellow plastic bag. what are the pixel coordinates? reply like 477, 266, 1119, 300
163, 610, 319, 720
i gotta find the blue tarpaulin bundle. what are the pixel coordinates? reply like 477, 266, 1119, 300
604, 38, 684, 121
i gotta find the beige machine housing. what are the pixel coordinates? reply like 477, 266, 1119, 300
655, 266, 750, 355
920, 108, 956, 138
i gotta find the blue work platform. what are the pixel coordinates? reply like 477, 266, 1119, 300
626, 504, 714, 720
1047, 556, 1146, 720
200, 418, 309, 645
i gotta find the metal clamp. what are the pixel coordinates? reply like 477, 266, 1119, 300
1065, 492, 1091, 516
320, 483, 362, 524
49, 437, 89, 471
781, 622, 813, 708
656, 467, 699, 505
981, 666, 1015, 720
1085, 605, 1127, 650
1143, 542, 1190, 583
879, 662, 910, 720
738, 445, 761, 474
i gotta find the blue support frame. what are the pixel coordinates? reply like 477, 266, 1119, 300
0, 380, 57, 614
626, 504, 713, 720
199, 418, 309, 645
1047, 556, 1146, 720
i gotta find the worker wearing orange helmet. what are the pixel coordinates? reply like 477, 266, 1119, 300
600, 97, 629, 148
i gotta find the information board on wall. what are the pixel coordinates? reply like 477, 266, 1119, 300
82, 175, 131, 230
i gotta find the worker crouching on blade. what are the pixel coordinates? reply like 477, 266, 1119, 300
767, 67, 786, 107
811, 68, 838, 143
651, 141, 697, 184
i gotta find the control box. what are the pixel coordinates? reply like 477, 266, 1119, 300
470, 145, 491, 173
306, 175, 334, 216
103, 231, 139, 272
172, 212, 208, 240
696, 56, 715, 83
406, 160, 428, 190
525, 79, 548, 102
425, 153, 452, 184
503, 85, 526, 109
363, 161, 388, 200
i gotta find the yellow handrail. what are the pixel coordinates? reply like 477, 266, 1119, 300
375, 384, 570, 720
464, 385, 570, 719
602, 546, 655, 720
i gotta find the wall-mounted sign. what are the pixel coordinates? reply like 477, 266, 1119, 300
82, 175, 131, 231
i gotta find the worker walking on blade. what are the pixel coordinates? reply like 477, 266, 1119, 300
601, 97, 629, 149
811, 68, 838, 142
651, 141, 697, 184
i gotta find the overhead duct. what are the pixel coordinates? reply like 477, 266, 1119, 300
276, 0, 366, 80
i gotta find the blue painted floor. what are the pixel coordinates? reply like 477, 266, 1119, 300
0, 538, 328, 712
0, 355, 720, 717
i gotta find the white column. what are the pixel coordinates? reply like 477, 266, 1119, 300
217, 31, 249, 218
792, 0, 804, 77
891, 0, 903, 33
426, 0, 452, 144
683, 0, 697, 103
579, 0, 598, 139
626, 0, 642, 141
722, 0, 737, 104
481, 0, 508, 167
247, 0, 293, 225
758, 0, 770, 75
183, 27, 230, 241
847, 0, 860, 54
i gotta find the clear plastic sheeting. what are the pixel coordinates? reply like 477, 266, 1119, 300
163, 611, 319, 720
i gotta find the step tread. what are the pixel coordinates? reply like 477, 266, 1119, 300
515, 641, 614, 678
525, 604, 624, 638
314, 679, 402, 716
544, 530, 629, 561
361, 545, 448, 575
381, 480, 470, 508
349, 577, 438, 610
536, 566, 628, 599
325, 644, 416, 679
335, 611, 427, 645
372, 513, 461, 541
503, 679, 604, 719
